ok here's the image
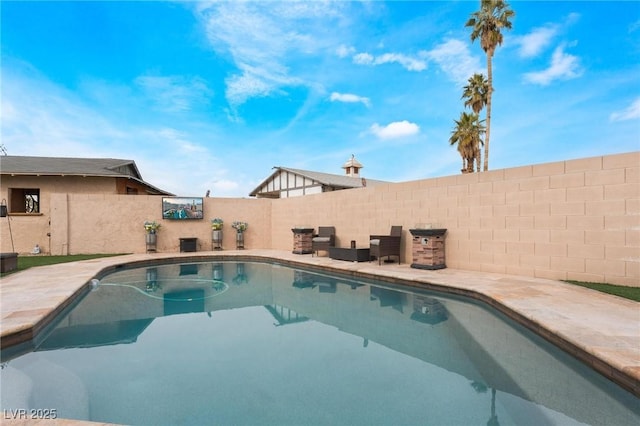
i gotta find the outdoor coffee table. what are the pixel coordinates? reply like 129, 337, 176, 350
328, 247, 371, 262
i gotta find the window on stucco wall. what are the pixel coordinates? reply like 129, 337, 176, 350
9, 188, 40, 213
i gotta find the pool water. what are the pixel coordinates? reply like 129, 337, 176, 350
1, 261, 638, 425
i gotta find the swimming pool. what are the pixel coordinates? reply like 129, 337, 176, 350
1, 260, 638, 425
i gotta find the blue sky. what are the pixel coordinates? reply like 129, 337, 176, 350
2, 1, 639, 197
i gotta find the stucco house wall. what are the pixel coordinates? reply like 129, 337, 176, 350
45, 195, 272, 255
1, 152, 638, 286
0, 175, 129, 254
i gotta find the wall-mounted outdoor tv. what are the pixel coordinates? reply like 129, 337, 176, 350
162, 197, 204, 220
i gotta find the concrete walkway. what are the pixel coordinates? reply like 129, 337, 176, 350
1, 250, 639, 405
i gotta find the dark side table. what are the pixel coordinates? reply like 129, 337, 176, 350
179, 237, 197, 252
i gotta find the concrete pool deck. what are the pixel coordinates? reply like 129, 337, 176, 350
1, 250, 639, 405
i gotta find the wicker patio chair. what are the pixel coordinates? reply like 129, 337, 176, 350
312, 226, 336, 257
369, 226, 402, 265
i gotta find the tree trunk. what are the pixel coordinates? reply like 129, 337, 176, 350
484, 50, 493, 172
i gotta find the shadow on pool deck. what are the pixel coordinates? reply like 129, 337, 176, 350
1, 249, 638, 405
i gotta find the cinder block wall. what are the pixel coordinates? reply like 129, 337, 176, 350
269, 152, 639, 286
1, 152, 637, 286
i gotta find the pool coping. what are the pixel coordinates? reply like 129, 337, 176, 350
1, 250, 639, 399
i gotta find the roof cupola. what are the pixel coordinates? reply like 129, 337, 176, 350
342, 154, 363, 177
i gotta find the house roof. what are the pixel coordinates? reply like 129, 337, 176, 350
0, 155, 173, 195
249, 166, 389, 197
1, 156, 141, 177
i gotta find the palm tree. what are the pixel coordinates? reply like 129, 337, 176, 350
462, 73, 488, 115
462, 72, 488, 171
449, 112, 485, 174
466, 0, 515, 171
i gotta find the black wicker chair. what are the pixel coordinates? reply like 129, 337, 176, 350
369, 226, 402, 265
312, 226, 336, 257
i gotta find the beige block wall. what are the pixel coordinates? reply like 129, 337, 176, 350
268, 152, 639, 286
1, 152, 638, 286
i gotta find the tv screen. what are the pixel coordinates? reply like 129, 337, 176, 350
162, 197, 204, 220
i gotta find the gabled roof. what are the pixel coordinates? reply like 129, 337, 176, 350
1, 156, 141, 177
278, 167, 388, 188
249, 166, 389, 197
0, 155, 173, 195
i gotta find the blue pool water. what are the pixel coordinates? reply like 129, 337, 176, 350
1, 261, 638, 425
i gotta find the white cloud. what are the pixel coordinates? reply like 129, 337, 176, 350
523, 43, 582, 86
353, 52, 374, 65
0, 64, 239, 196
514, 13, 579, 58
610, 98, 640, 122
352, 51, 426, 72
350, 38, 481, 85
506, 13, 580, 58
516, 26, 558, 58
377, 53, 426, 72
225, 73, 275, 106
1, 69, 127, 157
135, 75, 212, 113
565, 12, 580, 26
195, 1, 346, 108
424, 39, 482, 86
329, 92, 370, 107
336, 44, 355, 58
156, 128, 208, 153
370, 120, 420, 140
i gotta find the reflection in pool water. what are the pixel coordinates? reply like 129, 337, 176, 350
1, 261, 638, 425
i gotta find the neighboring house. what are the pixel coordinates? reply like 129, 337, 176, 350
0, 155, 173, 254
250, 155, 389, 198
0, 156, 172, 214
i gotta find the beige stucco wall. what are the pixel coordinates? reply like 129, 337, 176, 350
47, 195, 272, 255
1, 152, 638, 286
0, 175, 117, 256
1, 175, 116, 196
